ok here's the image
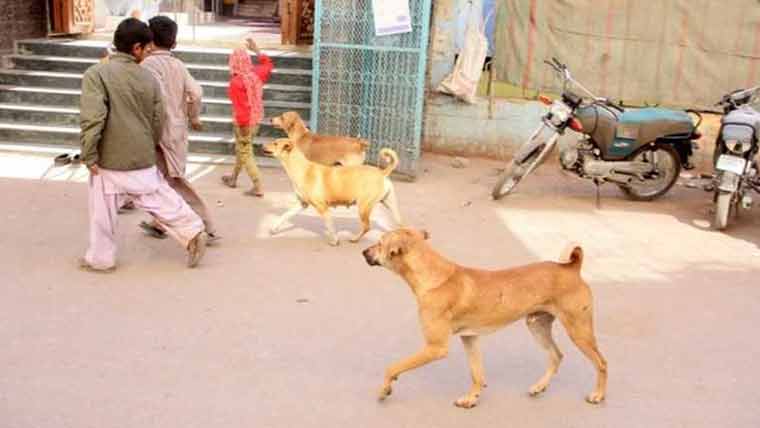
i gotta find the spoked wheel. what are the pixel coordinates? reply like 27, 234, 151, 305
492, 160, 525, 200
491, 142, 549, 200
620, 145, 681, 201
713, 190, 734, 230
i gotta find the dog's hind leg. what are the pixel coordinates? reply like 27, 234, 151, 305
380, 182, 403, 227
526, 312, 563, 397
350, 204, 372, 243
270, 202, 307, 235
558, 307, 607, 404
454, 335, 486, 409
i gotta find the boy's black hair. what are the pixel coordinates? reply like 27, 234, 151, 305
148, 16, 178, 50
113, 18, 153, 54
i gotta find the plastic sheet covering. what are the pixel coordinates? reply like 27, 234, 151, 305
492, 0, 760, 109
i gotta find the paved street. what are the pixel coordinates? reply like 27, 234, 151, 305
1, 147, 759, 428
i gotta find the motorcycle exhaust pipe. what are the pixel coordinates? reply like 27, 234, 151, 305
605, 175, 633, 186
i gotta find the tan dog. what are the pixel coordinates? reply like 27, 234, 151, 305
362, 229, 607, 408
264, 138, 402, 245
271, 111, 368, 166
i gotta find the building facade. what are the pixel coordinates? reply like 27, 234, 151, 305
0, 0, 47, 52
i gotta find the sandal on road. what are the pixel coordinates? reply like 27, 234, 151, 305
139, 221, 167, 239
221, 174, 237, 188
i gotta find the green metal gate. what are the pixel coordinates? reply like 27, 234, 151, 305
311, 0, 433, 179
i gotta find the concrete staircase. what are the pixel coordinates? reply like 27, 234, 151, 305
237, 0, 279, 20
0, 39, 312, 156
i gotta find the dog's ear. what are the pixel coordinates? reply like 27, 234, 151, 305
389, 243, 405, 258
282, 140, 294, 152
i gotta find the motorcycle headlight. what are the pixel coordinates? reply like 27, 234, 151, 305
722, 124, 754, 154
724, 139, 749, 154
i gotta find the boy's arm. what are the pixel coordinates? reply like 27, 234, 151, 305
229, 78, 252, 128
151, 77, 165, 145
253, 53, 273, 83
183, 67, 204, 128
244, 35, 273, 83
80, 68, 108, 169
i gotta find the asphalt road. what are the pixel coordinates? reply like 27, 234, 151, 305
1, 150, 758, 428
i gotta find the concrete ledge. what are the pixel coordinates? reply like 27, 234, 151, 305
423, 94, 575, 161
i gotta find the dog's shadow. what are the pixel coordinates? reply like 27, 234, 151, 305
272, 206, 396, 239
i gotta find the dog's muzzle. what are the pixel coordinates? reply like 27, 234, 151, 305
363, 248, 380, 266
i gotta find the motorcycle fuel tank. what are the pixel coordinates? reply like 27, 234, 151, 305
576, 106, 694, 160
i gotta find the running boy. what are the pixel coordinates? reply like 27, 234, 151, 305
79, 18, 207, 272
221, 35, 273, 197
139, 16, 219, 242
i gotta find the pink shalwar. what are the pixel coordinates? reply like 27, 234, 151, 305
85, 166, 204, 270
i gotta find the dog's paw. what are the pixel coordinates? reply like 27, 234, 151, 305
454, 395, 479, 409
378, 384, 393, 401
269, 227, 279, 236
528, 383, 548, 397
327, 238, 340, 246
585, 392, 605, 405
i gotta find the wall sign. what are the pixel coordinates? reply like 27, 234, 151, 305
371, 0, 411, 36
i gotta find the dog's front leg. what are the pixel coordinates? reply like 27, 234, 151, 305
455, 335, 486, 409
378, 343, 449, 401
270, 202, 307, 235
315, 207, 339, 246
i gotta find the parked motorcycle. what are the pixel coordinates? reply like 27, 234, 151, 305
710, 86, 760, 230
492, 58, 702, 202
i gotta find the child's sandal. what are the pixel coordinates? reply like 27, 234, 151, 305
221, 174, 237, 188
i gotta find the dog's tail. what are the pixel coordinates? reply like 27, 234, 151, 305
559, 242, 583, 269
380, 148, 399, 177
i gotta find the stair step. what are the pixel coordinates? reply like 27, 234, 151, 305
0, 122, 276, 156
6, 55, 313, 86
0, 103, 289, 138
0, 85, 311, 119
16, 40, 312, 69
0, 69, 312, 102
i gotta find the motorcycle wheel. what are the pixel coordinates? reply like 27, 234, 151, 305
491, 160, 524, 200
620, 145, 681, 201
713, 191, 733, 230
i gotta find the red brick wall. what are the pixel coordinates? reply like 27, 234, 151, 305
0, 0, 47, 52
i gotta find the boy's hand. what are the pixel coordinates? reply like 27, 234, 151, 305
190, 119, 204, 131
88, 164, 100, 175
245, 35, 261, 54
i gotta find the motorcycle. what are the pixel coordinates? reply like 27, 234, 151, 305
710, 86, 760, 230
492, 58, 702, 202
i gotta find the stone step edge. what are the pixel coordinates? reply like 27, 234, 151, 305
0, 69, 312, 92
0, 103, 290, 127
0, 141, 281, 168
5, 54, 313, 76
16, 39, 313, 60
0, 85, 311, 110
0, 122, 282, 145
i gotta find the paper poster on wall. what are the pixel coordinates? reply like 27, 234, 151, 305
372, 0, 412, 36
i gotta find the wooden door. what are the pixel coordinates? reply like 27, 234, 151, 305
279, 0, 300, 45
50, 0, 94, 35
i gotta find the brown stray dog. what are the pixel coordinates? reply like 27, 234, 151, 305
271, 111, 368, 166
362, 229, 608, 408
264, 138, 403, 245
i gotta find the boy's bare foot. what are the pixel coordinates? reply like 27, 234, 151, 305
187, 232, 208, 268
221, 174, 237, 188
78, 257, 115, 273
206, 233, 221, 246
